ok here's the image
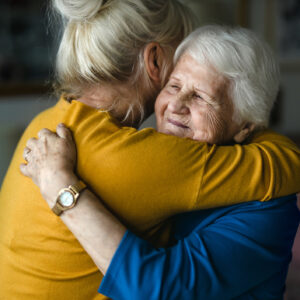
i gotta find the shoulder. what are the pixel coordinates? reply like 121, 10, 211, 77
248, 129, 296, 144
233, 194, 299, 217
209, 195, 300, 250
219, 194, 299, 225
23, 98, 67, 134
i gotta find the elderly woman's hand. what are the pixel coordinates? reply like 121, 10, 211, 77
20, 124, 79, 206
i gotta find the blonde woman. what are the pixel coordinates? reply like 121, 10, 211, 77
21, 25, 300, 299
0, 2, 299, 300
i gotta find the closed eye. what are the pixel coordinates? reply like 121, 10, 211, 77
167, 83, 181, 94
171, 85, 180, 90
194, 93, 203, 100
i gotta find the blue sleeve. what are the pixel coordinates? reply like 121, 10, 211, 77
99, 196, 300, 300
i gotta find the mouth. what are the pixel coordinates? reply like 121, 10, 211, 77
167, 118, 189, 129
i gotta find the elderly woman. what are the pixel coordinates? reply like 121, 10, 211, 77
0, 0, 299, 297
21, 26, 300, 300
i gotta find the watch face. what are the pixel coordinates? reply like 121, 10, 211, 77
59, 191, 74, 208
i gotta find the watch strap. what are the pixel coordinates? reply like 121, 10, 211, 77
69, 180, 87, 196
52, 180, 87, 216
52, 203, 64, 216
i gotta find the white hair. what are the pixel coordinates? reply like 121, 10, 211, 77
52, 0, 194, 124
174, 25, 280, 127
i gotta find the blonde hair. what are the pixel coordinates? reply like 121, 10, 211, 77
53, 0, 195, 124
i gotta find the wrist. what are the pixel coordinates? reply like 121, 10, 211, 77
41, 172, 79, 206
52, 179, 86, 216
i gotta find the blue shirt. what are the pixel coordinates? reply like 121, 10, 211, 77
99, 195, 300, 300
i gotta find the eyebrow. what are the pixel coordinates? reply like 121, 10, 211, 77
169, 75, 181, 82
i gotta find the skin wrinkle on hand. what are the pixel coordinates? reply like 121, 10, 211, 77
21, 125, 78, 204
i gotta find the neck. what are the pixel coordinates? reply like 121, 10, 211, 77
77, 84, 142, 128
77, 84, 117, 109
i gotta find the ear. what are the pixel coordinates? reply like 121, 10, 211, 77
144, 42, 164, 86
233, 123, 256, 144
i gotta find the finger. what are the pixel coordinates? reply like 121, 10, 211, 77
38, 128, 56, 139
23, 147, 31, 161
20, 163, 30, 177
26, 137, 37, 149
56, 123, 73, 140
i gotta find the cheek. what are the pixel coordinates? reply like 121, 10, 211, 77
191, 112, 206, 132
192, 106, 226, 143
205, 109, 227, 143
155, 94, 168, 121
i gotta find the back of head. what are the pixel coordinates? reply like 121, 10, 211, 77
53, 0, 194, 121
175, 25, 280, 128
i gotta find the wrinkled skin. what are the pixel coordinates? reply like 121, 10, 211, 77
155, 54, 242, 144
21, 124, 77, 203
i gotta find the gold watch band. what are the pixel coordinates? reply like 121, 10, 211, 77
52, 204, 64, 216
69, 180, 87, 195
52, 180, 87, 216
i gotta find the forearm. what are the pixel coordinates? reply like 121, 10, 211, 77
20, 123, 127, 274
62, 188, 126, 274
43, 173, 126, 275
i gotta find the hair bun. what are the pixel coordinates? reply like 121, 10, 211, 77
53, 0, 106, 21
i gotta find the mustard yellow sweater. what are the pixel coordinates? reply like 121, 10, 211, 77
0, 98, 299, 299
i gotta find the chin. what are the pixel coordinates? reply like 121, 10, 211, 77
159, 128, 181, 138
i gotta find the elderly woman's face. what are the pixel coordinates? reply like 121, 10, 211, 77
155, 54, 241, 144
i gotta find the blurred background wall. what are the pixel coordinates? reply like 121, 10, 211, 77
0, 0, 299, 298
0, 0, 57, 183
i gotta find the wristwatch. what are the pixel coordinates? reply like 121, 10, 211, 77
52, 180, 87, 216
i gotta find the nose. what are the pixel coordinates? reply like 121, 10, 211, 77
168, 94, 190, 114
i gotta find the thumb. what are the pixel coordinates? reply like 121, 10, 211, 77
56, 123, 73, 140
